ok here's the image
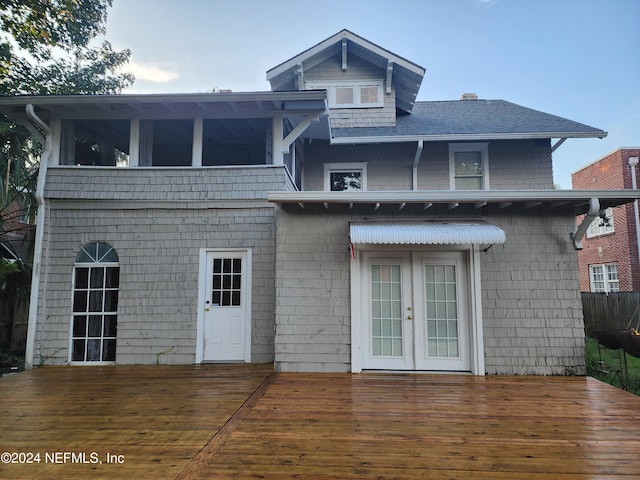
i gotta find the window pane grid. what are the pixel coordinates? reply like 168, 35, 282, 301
371, 264, 403, 357
71, 250, 118, 363
587, 207, 615, 238
425, 264, 459, 358
589, 263, 619, 293
212, 257, 242, 306
454, 152, 483, 190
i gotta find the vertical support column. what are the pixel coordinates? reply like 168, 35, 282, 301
272, 116, 284, 166
192, 118, 203, 167
129, 118, 140, 167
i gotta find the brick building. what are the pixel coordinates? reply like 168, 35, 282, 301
572, 148, 640, 292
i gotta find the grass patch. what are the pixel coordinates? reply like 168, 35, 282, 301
586, 336, 640, 395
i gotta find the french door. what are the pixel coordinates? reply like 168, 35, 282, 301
361, 251, 470, 371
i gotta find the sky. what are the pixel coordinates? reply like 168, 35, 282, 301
101, 0, 639, 188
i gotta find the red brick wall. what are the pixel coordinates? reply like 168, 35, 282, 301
572, 148, 640, 292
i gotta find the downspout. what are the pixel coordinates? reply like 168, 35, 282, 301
571, 197, 600, 250
25, 104, 52, 369
628, 157, 640, 282
412, 140, 424, 191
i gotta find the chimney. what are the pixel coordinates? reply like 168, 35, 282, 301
461, 93, 478, 100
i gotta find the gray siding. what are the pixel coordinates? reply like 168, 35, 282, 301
305, 54, 396, 128
274, 204, 585, 374
304, 142, 414, 191
274, 209, 352, 372
303, 139, 554, 191
481, 207, 585, 375
31, 166, 286, 366
45, 165, 290, 201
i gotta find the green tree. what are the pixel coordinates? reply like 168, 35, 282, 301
0, 0, 133, 358
0, 0, 134, 245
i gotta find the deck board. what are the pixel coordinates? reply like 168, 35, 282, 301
1, 366, 640, 479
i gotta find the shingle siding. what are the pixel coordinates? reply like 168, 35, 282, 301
31, 167, 283, 366
481, 207, 585, 375
273, 204, 585, 375
305, 53, 396, 128
45, 165, 290, 201
303, 139, 553, 192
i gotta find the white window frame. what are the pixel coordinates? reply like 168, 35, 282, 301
307, 80, 384, 109
449, 143, 489, 190
69, 261, 119, 365
324, 162, 368, 192
587, 207, 615, 238
589, 263, 620, 293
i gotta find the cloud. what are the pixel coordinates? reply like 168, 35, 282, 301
124, 60, 180, 83
475, 0, 500, 7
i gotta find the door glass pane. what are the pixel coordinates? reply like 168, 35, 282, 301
371, 264, 403, 357
425, 264, 459, 358
211, 257, 242, 307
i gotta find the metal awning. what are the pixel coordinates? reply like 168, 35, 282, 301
349, 221, 506, 245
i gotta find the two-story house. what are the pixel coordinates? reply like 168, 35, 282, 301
572, 148, 640, 292
1, 30, 637, 374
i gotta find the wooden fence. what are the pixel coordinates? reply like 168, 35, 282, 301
582, 292, 640, 336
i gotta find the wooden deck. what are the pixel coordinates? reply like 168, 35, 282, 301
1, 366, 640, 479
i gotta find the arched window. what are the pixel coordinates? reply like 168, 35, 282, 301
70, 242, 119, 363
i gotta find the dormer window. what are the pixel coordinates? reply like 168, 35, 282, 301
308, 81, 384, 109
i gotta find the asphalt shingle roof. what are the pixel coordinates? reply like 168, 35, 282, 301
331, 100, 606, 140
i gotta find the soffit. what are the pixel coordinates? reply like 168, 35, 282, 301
268, 189, 640, 216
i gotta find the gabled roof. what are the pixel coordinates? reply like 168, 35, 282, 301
330, 99, 607, 143
267, 29, 425, 114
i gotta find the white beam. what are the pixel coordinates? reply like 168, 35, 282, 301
129, 118, 140, 167
341, 38, 348, 71
386, 61, 393, 94
281, 112, 322, 152
296, 64, 304, 90
192, 118, 203, 167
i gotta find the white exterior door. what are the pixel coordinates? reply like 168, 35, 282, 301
413, 252, 470, 371
201, 250, 250, 362
361, 251, 470, 372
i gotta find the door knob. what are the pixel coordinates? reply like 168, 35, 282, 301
407, 315, 413, 320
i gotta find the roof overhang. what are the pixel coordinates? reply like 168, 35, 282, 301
0, 90, 329, 121
268, 189, 640, 216
350, 221, 506, 245
330, 132, 606, 144
267, 29, 425, 113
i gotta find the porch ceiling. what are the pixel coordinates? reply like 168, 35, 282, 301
268, 189, 640, 215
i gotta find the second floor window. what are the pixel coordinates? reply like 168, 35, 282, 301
324, 162, 367, 191
589, 263, 620, 293
449, 143, 489, 190
308, 81, 384, 109
587, 207, 615, 237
